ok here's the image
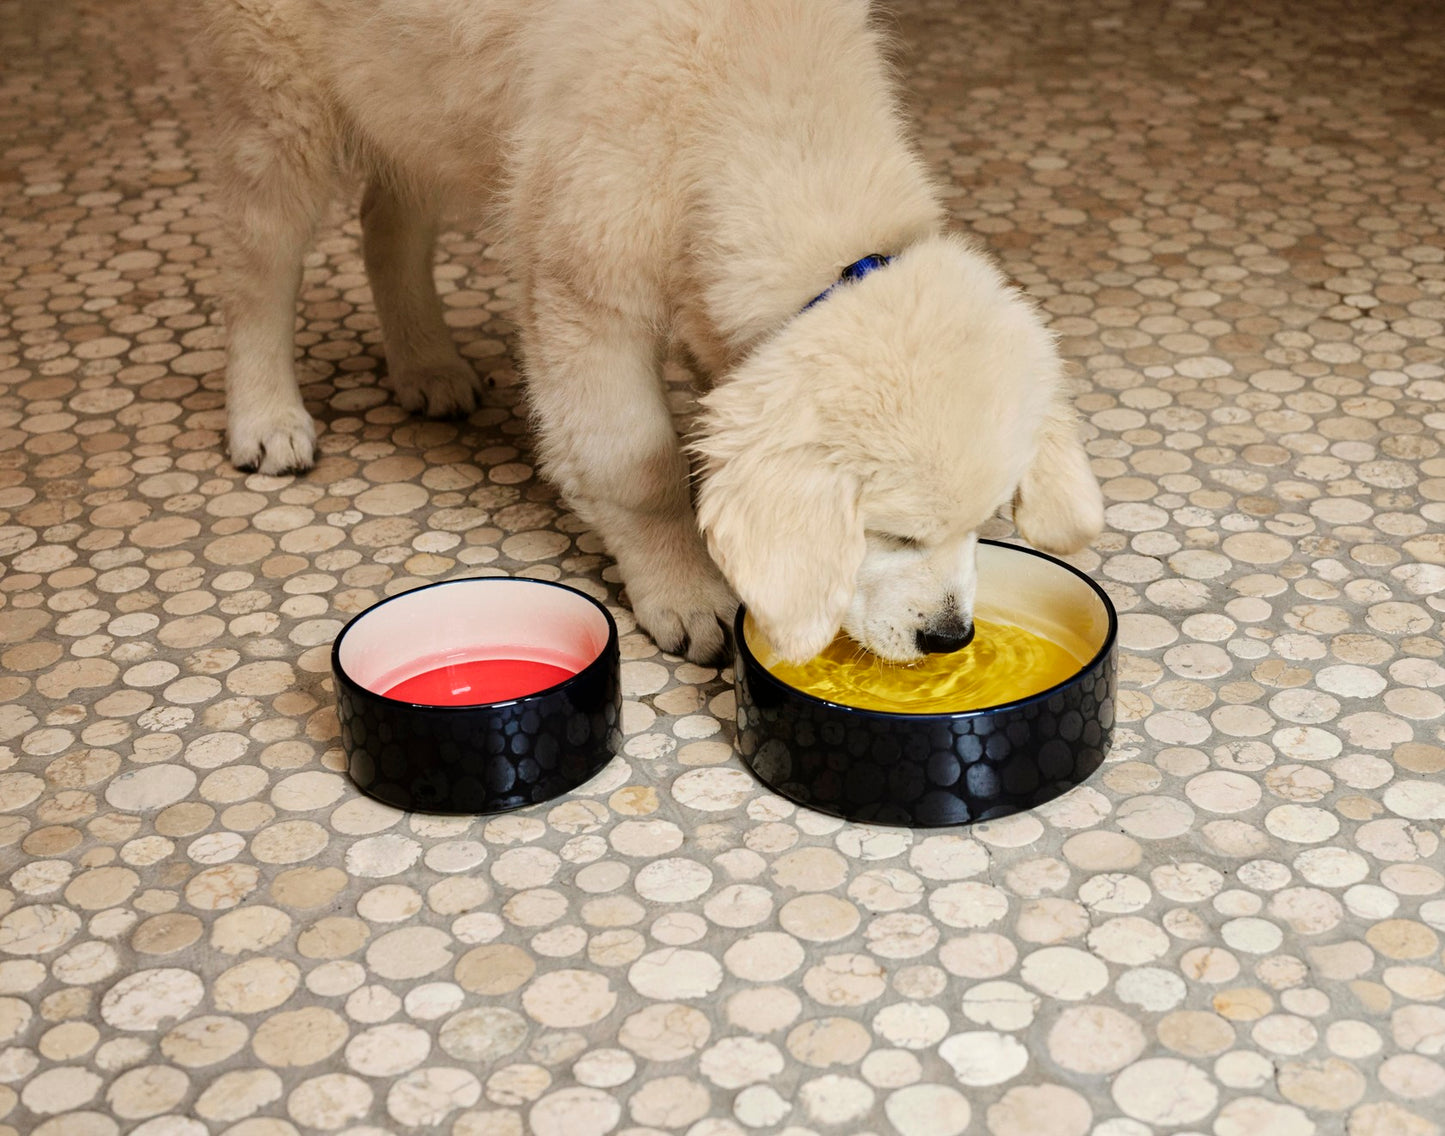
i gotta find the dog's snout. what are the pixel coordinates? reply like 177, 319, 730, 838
915, 613, 974, 655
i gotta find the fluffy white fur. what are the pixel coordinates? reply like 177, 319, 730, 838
207, 0, 1104, 664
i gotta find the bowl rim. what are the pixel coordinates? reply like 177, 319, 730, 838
734, 538, 1118, 721
331, 576, 620, 712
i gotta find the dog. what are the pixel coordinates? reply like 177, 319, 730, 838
206, 0, 1103, 666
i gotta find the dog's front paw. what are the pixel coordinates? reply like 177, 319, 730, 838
229, 406, 317, 475
629, 567, 739, 666
389, 360, 484, 419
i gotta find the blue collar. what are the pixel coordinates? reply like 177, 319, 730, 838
802, 253, 892, 312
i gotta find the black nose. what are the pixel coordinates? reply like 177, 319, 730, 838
916, 619, 975, 655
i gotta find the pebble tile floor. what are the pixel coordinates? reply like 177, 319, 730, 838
3, 0, 1445, 1133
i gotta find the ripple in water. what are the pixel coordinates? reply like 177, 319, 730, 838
765, 619, 1084, 713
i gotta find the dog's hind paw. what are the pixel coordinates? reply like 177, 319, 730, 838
229, 408, 317, 475
390, 360, 485, 419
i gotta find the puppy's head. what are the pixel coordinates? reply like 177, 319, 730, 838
694, 234, 1103, 663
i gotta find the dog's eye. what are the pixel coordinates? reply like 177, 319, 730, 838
870, 531, 923, 551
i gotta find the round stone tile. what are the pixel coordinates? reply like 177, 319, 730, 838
4, 5, 1444, 1134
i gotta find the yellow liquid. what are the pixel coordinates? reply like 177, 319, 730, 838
764, 619, 1084, 714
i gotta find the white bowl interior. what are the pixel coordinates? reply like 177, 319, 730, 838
746, 542, 1111, 672
972, 543, 1111, 663
337, 580, 611, 698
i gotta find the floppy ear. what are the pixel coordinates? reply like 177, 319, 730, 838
696, 443, 864, 664
1013, 404, 1104, 554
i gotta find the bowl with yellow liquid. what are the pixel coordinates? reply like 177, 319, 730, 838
733, 540, 1116, 827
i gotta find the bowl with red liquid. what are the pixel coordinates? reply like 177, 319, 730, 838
332, 577, 621, 813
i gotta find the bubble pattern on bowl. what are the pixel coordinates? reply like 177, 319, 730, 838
335, 658, 621, 813
737, 633, 1116, 827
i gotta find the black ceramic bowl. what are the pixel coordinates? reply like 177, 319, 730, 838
734, 540, 1117, 827
332, 578, 621, 814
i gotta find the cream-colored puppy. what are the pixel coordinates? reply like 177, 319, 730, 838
207, 0, 1103, 664
694, 237, 1101, 663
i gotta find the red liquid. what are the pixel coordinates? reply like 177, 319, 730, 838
384, 658, 577, 706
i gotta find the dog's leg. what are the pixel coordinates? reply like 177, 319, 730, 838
361, 178, 483, 418
217, 129, 329, 475
524, 279, 737, 664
